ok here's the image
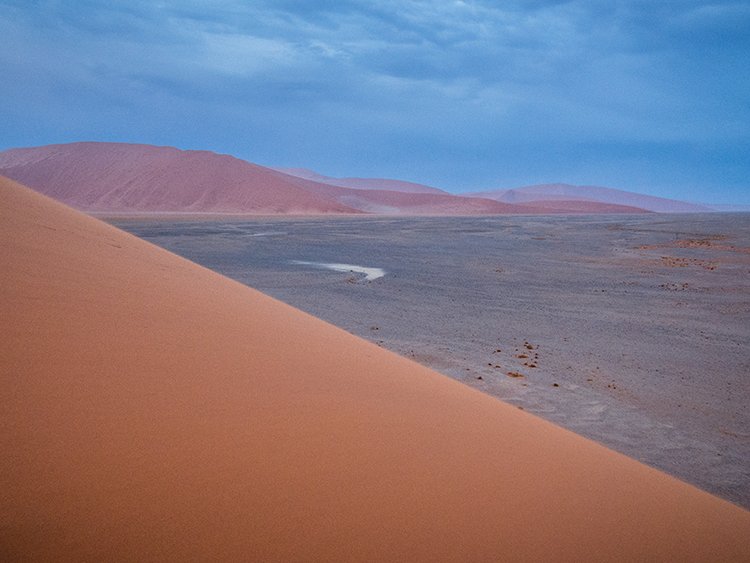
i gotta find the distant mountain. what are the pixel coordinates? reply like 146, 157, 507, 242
0, 142, 360, 214
468, 183, 710, 213
299, 182, 521, 215
276, 168, 537, 213
0, 143, 653, 215
707, 204, 750, 212
0, 143, 532, 215
512, 200, 651, 214
275, 167, 447, 195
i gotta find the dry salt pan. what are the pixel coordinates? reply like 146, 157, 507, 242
292, 260, 385, 281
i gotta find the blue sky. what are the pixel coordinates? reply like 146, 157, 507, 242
1, 1, 749, 203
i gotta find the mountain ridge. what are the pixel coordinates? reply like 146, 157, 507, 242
0, 142, 687, 215
468, 183, 711, 213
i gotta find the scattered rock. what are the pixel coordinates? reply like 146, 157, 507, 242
660, 282, 690, 291
507, 371, 524, 378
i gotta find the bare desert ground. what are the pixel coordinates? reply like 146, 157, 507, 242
3, 177, 750, 559
112, 212, 750, 508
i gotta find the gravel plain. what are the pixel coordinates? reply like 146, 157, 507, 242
112, 213, 750, 508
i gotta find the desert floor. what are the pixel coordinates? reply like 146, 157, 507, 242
112, 212, 750, 508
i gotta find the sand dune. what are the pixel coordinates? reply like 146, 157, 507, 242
0, 142, 360, 214
470, 183, 709, 213
0, 142, 524, 215
0, 143, 651, 216
1, 175, 749, 560
303, 182, 524, 214
274, 169, 652, 214
514, 199, 652, 214
277, 167, 448, 194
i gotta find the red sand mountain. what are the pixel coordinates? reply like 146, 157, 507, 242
2, 175, 749, 560
470, 183, 709, 213
0, 142, 361, 214
514, 199, 650, 214
279, 168, 651, 213
277, 167, 448, 194
273, 169, 534, 214
0, 143, 650, 215
300, 180, 522, 214
0, 143, 519, 215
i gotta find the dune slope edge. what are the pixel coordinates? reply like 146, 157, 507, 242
1, 176, 748, 561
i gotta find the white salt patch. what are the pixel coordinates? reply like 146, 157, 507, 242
292, 260, 385, 281
248, 231, 286, 237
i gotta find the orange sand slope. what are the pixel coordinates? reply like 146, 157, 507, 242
1, 176, 748, 561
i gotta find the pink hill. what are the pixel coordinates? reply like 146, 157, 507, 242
469, 183, 709, 213
0, 143, 653, 215
281, 173, 650, 214
304, 182, 524, 214
514, 199, 652, 214
0, 143, 529, 215
0, 142, 360, 214
276, 167, 447, 194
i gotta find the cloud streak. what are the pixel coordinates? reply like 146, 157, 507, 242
1, 0, 748, 203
